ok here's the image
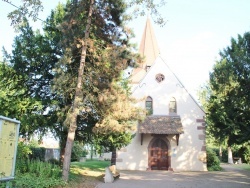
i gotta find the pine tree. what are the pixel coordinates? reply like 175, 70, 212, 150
2, 0, 166, 181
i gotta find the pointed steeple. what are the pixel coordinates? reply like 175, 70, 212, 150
139, 17, 160, 68
130, 18, 160, 83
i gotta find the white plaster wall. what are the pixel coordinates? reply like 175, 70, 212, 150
116, 132, 152, 170
118, 57, 207, 171
171, 92, 207, 171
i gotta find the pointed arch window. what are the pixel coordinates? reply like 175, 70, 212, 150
169, 97, 177, 114
146, 96, 153, 115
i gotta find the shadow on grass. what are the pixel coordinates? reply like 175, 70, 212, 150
66, 159, 110, 188
71, 159, 110, 172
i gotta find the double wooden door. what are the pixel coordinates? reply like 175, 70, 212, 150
149, 138, 168, 170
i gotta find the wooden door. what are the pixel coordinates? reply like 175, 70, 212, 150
149, 138, 168, 170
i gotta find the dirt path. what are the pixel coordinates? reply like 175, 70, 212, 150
96, 164, 250, 188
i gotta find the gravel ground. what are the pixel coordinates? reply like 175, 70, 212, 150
96, 164, 250, 188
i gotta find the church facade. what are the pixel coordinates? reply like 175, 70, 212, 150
115, 18, 207, 171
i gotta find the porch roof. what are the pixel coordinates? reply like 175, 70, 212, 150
138, 115, 184, 134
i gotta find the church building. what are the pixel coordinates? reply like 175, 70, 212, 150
115, 18, 207, 171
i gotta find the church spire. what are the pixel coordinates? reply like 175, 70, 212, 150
139, 17, 160, 68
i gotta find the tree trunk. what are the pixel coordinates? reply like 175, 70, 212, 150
111, 149, 116, 165
90, 144, 94, 160
62, 0, 94, 181
219, 145, 222, 161
228, 146, 233, 164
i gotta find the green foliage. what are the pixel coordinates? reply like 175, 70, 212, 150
2, 0, 164, 181
126, 0, 166, 26
16, 142, 47, 173
1, 20, 59, 137
2, 0, 43, 28
243, 146, 250, 164
14, 174, 65, 188
71, 142, 84, 161
221, 150, 228, 163
0, 62, 43, 136
16, 142, 32, 173
29, 147, 46, 161
14, 159, 65, 188
208, 147, 228, 163
26, 159, 62, 178
233, 143, 250, 164
207, 148, 222, 171
1, 159, 65, 188
202, 32, 250, 150
47, 158, 60, 165
82, 149, 88, 157
93, 82, 144, 152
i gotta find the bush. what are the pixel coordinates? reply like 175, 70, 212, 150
71, 142, 84, 161
16, 142, 47, 173
207, 148, 222, 171
243, 146, 250, 164
212, 147, 228, 163
29, 147, 46, 161
82, 149, 88, 157
1, 159, 66, 188
17, 160, 65, 188
48, 158, 60, 165
16, 142, 32, 173
14, 173, 66, 188
237, 145, 250, 164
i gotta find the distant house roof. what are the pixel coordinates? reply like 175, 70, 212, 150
40, 140, 59, 149
138, 115, 184, 134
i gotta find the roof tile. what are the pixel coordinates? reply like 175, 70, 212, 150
139, 115, 184, 134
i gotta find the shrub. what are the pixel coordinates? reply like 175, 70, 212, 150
29, 147, 46, 161
16, 142, 32, 173
48, 158, 60, 165
14, 173, 66, 188
207, 148, 222, 171
243, 147, 250, 164
71, 142, 84, 161
238, 145, 250, 164
1, 159, 66, 188
16, 160, 65, 188
212, 147, 228, 163
16, 142, 46, 173
82, 149, 88, 157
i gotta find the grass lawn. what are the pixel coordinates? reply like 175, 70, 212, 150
66, 159, 111, 188
235, 164, 250, 171
221, 163, 250, 172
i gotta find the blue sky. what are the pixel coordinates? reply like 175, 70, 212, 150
1, 0, 250, 100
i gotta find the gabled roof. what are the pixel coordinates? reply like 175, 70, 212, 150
132, 56, 206, 113
139, 115, 184, 134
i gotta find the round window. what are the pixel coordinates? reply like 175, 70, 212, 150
155, 73, 165, 83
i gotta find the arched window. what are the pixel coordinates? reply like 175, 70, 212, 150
169, 97, 177, 113
146, 96, 153, 115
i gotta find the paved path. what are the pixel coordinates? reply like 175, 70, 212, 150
97, 164, 250, 188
